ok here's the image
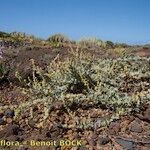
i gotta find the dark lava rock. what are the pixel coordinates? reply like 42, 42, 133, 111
0, 118, 6, 125
143, 107, 150, 122
0, 124, 20, 138
136, 105, 150, 123
115, 138, 136, 150
97, 135, 111, 145
4, 109, 14, 118
0, 112, 4, 118
129, 121, 143, 133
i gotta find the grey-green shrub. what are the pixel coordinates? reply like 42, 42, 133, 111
1, 51, 150, 126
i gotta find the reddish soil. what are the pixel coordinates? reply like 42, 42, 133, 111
134, 49, 150, 57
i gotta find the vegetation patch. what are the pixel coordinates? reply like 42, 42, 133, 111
0, 49, 148, 129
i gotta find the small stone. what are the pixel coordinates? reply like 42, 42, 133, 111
130, 121, 143, 133
0, 102, 4, 107
98, 135, 111, 145
143, 146, 150, 150
28, 119, 37, 129
4, 109, 14, 118
109, 122, 120, 135
144, 107, 150, 122
144, 144, 150, 148
0, 112, 4, 118
6, 118, 13, 124
0, 118, 6, 125
115, 138, 136, 150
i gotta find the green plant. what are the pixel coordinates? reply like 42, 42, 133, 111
106, 41, 114, 48
0, 31, 11, 38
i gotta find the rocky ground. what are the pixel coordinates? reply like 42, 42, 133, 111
0, 42, 150, 150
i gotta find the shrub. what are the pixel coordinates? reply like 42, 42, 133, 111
47, 34, 70, 44
0, 63, 9, 83
143, 44, 150, 50
0, 31, 10, 38
106, 41, 114, 48
108, 47, 127, 57
0, 48, 149, 129
115, 43, 129, 48
78, 37, 106, 48
10, 50, 150, 125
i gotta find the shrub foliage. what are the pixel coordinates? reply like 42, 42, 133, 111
1, 50, 150, 127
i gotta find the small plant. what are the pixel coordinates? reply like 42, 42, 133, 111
0, 31, 11, 38
47, 34, 70, 47
115, 43, 129, 48
108, 47, 127, 57
106, 41, 114, 48
143, 44, 150, 50
0, 63, 9, 83
78, 37, 106, 48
